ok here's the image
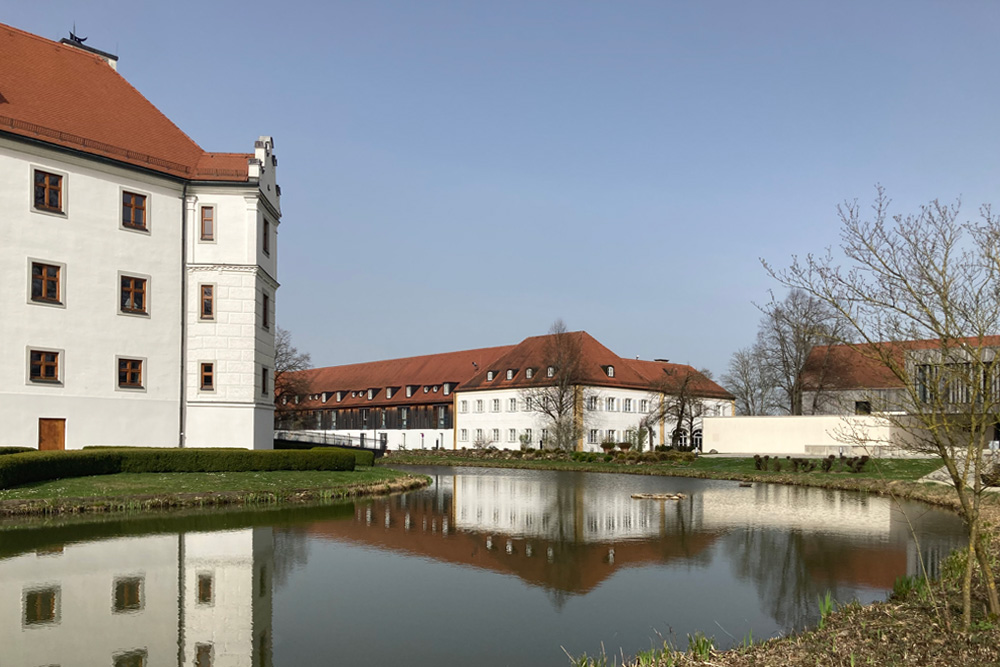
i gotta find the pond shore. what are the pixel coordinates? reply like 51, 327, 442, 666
0, 469, 430, 518
384, 450, 1000, 666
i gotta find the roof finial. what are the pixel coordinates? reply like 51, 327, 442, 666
69, 23, 87, 44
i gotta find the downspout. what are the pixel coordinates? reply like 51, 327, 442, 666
179, 182, 188, 448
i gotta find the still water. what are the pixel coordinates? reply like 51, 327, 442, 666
0, 467, 965, 666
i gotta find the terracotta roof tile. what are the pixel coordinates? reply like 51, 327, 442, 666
290, 345, 514, 409
0, 23, 249, 181
288, 332, 732, 410
460, 331, 732, 399
801, 335, 1000, 391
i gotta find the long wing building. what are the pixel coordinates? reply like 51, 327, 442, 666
282, 331, 733, 452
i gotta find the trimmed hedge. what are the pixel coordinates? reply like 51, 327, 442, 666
0, 447, 34, 456
312, 447, 375, 467
0, 448, 355, 490
274, 440, 378, 467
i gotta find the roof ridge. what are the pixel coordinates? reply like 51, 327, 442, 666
308, 344, 515, 372
0, 22, 105, 60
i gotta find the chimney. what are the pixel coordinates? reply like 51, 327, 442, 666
60, 32, 119, 70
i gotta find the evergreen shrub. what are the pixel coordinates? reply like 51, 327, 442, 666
0, 447, 34, 456
311, 447, 375, 467
0, 448, 355, 489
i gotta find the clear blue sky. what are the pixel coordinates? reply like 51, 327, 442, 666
9, 2, 1000, 377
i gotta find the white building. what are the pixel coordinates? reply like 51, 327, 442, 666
0, 24, 280, 450
0, 527, 273, 667
704, 336, 1000, 456
284, 331, 733, 451
455, 331, 733, 452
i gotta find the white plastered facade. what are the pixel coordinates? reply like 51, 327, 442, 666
0, 527, 273, 666
455, 386, 733, 452
0, 136, 280, 450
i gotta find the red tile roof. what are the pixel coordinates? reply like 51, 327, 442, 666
801, 336, 1000, 391
289, 345, 514, 409
460, 331, 732, 399
287, 332, 732, 410
0, 23, 251, 181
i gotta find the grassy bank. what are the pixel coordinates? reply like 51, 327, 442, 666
0, 467, 429, 517
387, 450, 1000, 666
382, 450, 964, 504
384, 449, 942, 479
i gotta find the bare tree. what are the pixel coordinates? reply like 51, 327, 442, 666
756, 289, 846, 415
521, 319, 590, 451
766, 185, 1000, 627
274, 326, 312, 427
722, 344, 779, 415
646, 367, 715, 450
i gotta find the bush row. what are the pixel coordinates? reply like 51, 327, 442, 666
312, 447, 375, 468
570, 450, 698, 464
0, 448, 355, 490
753, 454, 870, 474
392, 446, 697, 465
272, 440, 376, 467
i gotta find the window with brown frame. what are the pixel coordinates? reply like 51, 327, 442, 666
114, 577, 143, 613
200, 285, 214, 320
262, 292, 269, 329
263, 219, 270, 255
24, 587, 59, 625
118, 358, 143, 389
29, 350, 59, 382
31, 262, 60, 304
200, 206, 214, 241
33, 170, 62, 212
200, 363, 214, 391
120, 276, 147, 314
122, 192, 147, 230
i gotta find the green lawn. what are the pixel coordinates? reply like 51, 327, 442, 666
0, 467, 410, 502
384, 451, 946, 482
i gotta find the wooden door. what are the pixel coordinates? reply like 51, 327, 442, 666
38, 418, 65, 451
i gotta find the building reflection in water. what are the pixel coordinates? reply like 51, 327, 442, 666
0, 527, 274, 667
306, 468, 964, 626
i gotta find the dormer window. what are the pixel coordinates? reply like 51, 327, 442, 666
406, 386, 413, 398
526, 368, 534, 379
386, 387, 393, 399
294, 396, 300, 404
487, 371, 494, 381
443, 383, 451, 395
506, 369, 514, 380
423, 386, 430, 393
546, 366, 555, 378
336, 391, 343, 402
351, 391, 357, 398
433, 385, 439, 393
606, 365, 615, 378
367, 389, 375, 400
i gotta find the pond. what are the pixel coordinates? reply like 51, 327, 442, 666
0, 466, 965, 667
